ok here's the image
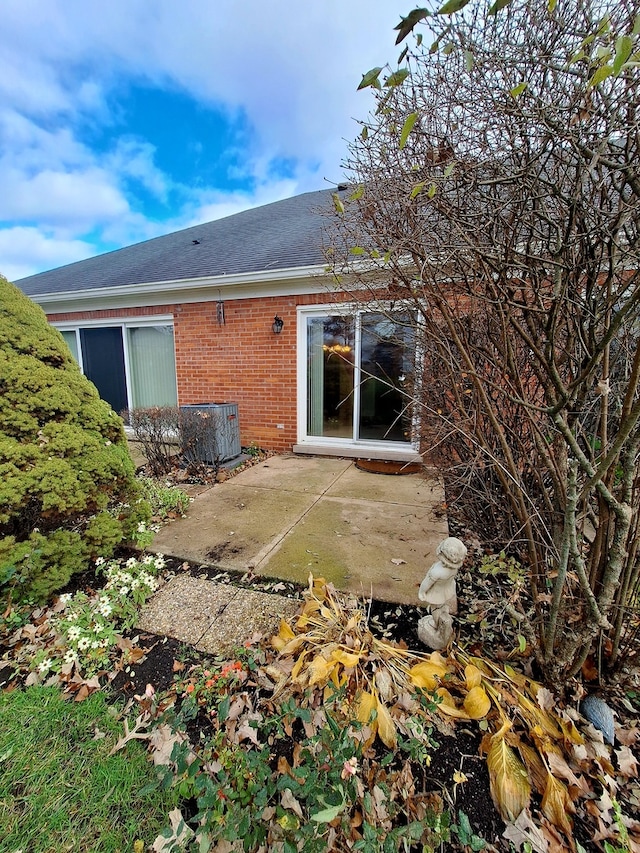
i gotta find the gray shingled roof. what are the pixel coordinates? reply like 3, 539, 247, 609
16, 188, 341, 297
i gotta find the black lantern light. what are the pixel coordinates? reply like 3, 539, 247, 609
272, 315, 284, 335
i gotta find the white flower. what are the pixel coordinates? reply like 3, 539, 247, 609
91, 640, 100, 649
95, 557, 105, 567
58, 593, 72, 605
143, 555, 155, 565
100, 638, 110, 648
38, 658, 52, 673
98, 603, 112, 618
126, 556, 138, 568
93, 622, 104, 633
68, 626, 81, 641
130, 579, 140, 590
64, 649, 78, 664
78, 637, 91, 650
119, 586, 129, 596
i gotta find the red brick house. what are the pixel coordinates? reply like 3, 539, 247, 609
16, 189, 420, 461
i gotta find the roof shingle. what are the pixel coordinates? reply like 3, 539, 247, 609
16, 188, 338, 297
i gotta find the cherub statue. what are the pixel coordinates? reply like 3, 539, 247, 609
417, 536, 467, 649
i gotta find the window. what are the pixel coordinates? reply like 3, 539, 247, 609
56, 320, 177, 413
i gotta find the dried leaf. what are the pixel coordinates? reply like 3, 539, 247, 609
436, 687, 470, 719
503, 808, 549, 852
615, 745, 639, 778
356, 690, 377, 726
152, 808, 194, 852
376, 696, 397, 749
465, 664, 482, 689
149, 724, 188, 766
281, 787, 304, 818
517, 742, 550, 797
487, 730, 531, 822
463, 685, 491, 719
308, 654, 335, 687
536, 687, 555, 711
541, 774, 573, 836
409, 659, 448, 691
271, 619, 295, 652
331, 649, 361, 668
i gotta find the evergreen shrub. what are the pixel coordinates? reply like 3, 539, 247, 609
0, 276, 150, 603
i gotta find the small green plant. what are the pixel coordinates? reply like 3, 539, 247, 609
137, 476, 190, 520
32, 554, 162, 678
479, 551, 524, 584
451, 810, 487, 851
243, 442, 263, 459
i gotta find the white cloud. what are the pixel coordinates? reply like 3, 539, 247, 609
0, 227, 95, 281
0, 0, 408, 276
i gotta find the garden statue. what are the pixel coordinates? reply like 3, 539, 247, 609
417, 536, 467, 650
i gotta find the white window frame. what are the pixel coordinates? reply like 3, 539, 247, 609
296, 303, 420, 452
52, 315, 177, 412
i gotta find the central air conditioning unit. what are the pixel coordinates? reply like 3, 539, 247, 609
179, 403, 241, 464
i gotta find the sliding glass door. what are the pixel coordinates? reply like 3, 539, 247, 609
303, 309, 415, 446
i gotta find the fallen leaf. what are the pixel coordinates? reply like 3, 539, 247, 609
464, 664, 482, 689
281, 787, 304, 818
503, 808, 549, 852
376, 696, 397, 749
152, 808, 194, 852
536, 687, 556, 712
409, 659, 448, 691
356, 691, 377, 726
436, 687, 470, 719
541, 774, 573, 836
149, 724, 188, 766
464, 685, 491, 719
390, 558, 406, 566
615, 745, 638, 778
487, 729, 531, 822
236, 714, 262, 745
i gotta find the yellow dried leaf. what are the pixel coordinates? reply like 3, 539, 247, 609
463, 685, 491, 719
291, 650, 309, 683
517, 741, 549, 796
436, 687, 470, 719
310, 575, 328, 597
308, 655, 334, 687
409, 660, 448, 691
271, 619, 296, 651
465, 664, 483, 689
487, 733, 531, 822
376, 696, 397, 749
541, 774, 573, 836
356, 691, 377, 726
280, 635, 308, 657
331, 649, 361, 668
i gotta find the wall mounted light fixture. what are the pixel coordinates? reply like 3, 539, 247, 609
272, 315, 284, 335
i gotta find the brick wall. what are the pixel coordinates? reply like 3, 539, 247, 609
48, 292, 343, 453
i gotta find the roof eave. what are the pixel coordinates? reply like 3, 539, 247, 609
32, 264, 332, 314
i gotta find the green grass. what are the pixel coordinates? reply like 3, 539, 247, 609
0, 686, 178, 853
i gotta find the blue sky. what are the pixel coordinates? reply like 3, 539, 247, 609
0, 0, 410, 281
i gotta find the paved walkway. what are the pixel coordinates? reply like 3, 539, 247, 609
139, 455, 448, 653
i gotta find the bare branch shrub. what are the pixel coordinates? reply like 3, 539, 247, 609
128, 407, 180, 477
329, 0, 640, 686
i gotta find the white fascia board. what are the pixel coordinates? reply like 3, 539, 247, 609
33, 265, 333, 314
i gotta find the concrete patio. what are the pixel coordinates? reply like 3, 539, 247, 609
139, 454, 448, 653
